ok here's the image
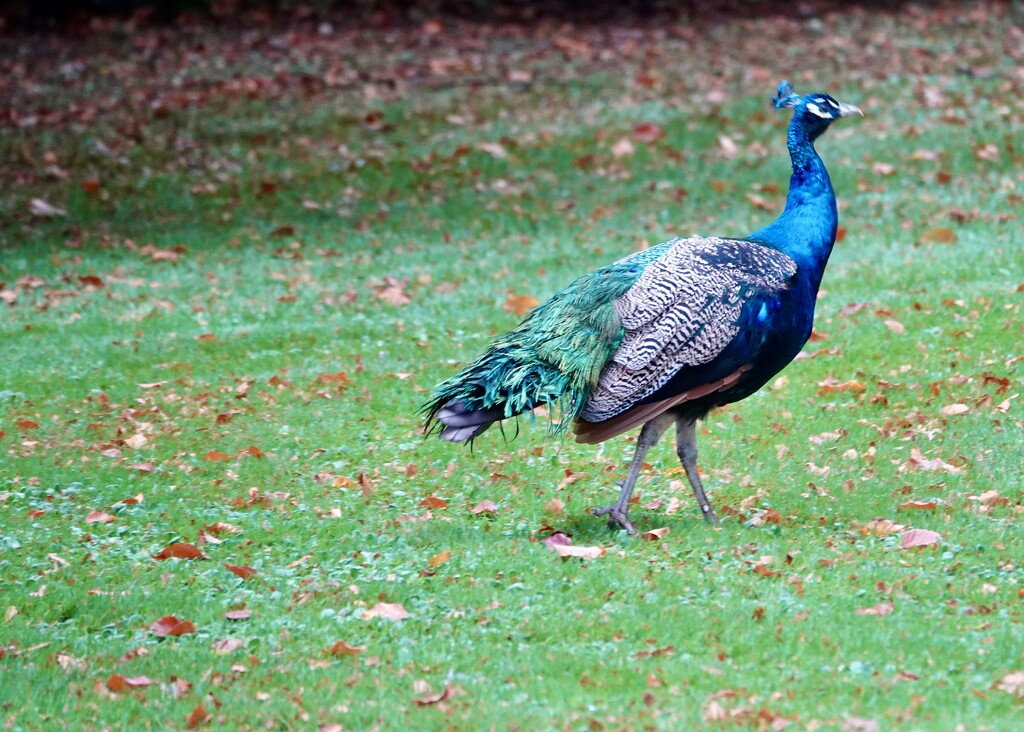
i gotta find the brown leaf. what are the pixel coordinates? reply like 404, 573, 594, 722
855, 603, 894, 617
995, 670, 1024, 697
106, 674, 155, 692
427, 550, 451, 568
476, 141, 508, 159
884, 319, 905, 334
470, 500, 498, 515
211, 638, 243, 653
900, 446, 963, 474
363, 603, 410, 622
918, 227, 957, 245
150, 615, 197, 637
419, 496, 448, 509
328, 640, 365, 656
152, 542, 207, 561
897, 500, 937, 511
503, 292, 539, 317
816, 378, 866, 395
545, 497, 565, 515
611, 138, 635, 158
223, 608, 252, 621
640, 527, 670, 541
239, 445, 263, 459
717, 135, 738, 159
15, 419, 39, 429
186, 702, 210, 729
543, 533, 604, 560
204, 450, 232, 463
123, 433, 148, 449
206, 521, 241, 535
940, 403, 969, 416
85, 510, 115, 524
223, 563, 258, 580
632, 122, 664, 143
901, 528, 942, 549
860, 518, 906, 537
413, 682, 458, 706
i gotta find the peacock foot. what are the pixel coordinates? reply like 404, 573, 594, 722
590, 505, 636, 534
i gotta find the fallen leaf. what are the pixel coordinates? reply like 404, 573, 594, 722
860, 518, 906, 537
419, 496, 448, 509
940, 403, 969, 416
124, 433, 148, 449
900, 446, 963, 474
884, 319, 905, 334
427, 550, 451, 568
632, 122, 664, 143
503, 292, 539, 317
545, 497, 565, 515
543, 533, 604, 560
413, 682, 459, 706
843, 719, 879, 732
855, 603, 894, 617
897, 500, 937, 511
470, 500, 497, 515
206, 521, 241, 535
816, 378, 866, 395
363, 603, 410, 621
223, 609, 252, 621
152, 542, 207, 561
640, 527, 670, 541
85, 510, 115, 524
186, 702, 210, 729
204, 450, 232, 463
223, 563, 257, 580
611, 138, 635, 158
28, 198, 66, 217
150, 615, 197, 637
995, 670, 1024, 697
901, 528, 942, 549
476, 141, 508, 158
971, 490, 1009, 507
211, 638, 243, 653
16, 418, 39, 429
918, 227, 957, 245
718, 135, 738, 159
328, 640, 365, 656
106, 674, 155, 692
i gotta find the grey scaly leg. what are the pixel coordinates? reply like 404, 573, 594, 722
591, 413, 675, 533
675, 418, 719, 524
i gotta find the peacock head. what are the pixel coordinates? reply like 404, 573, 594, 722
772, 81, 862, 140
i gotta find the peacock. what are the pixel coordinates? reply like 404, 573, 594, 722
420, 81, 862, 533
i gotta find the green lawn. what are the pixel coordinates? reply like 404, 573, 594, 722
2, 6, 1023, 730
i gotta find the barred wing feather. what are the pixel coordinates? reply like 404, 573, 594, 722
581, 236, 797, 423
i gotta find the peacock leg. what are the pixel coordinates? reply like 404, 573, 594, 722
675, 418, 719, 524
591, 413, 675, 533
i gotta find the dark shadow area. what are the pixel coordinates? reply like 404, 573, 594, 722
0, 0, 976, 32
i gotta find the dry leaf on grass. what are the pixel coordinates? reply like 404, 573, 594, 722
363, 603, 410, 622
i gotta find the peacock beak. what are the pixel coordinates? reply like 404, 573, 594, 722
837, 102, 863, 118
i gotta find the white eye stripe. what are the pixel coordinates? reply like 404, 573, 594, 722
806, 102, 834, 119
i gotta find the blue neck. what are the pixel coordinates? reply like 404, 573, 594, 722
748, 122, 838, 284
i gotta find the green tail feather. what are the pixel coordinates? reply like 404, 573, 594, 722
420, 242, 673, 436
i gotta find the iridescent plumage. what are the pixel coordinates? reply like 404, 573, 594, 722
421, 81, 862, 531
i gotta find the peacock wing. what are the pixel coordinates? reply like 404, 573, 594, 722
580, 236, 797, 425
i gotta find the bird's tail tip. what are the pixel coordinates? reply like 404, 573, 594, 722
425, 398, 502, 444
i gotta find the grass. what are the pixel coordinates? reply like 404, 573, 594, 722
2, 5, 1023, 730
